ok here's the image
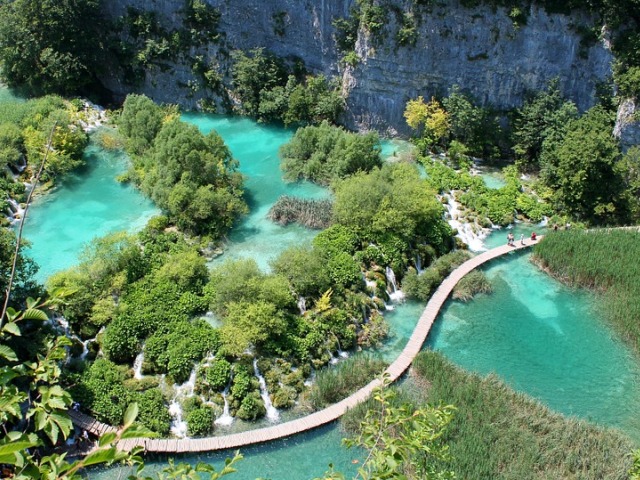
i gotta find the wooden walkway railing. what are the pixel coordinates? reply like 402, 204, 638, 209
74, 238, 540, 454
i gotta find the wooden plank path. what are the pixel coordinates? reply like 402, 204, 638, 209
74, 237, 541, 454
68, 410, 118, 436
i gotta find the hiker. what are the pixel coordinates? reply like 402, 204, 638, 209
531, 232, 537, 241
520, 234, 525, 245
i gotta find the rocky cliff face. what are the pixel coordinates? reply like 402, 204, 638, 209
101, 0, 616, 136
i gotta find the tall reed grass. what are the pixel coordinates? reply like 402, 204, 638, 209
308, 355, 387, 410
534, 229, 640, 354
267, 195, 333, 229
343, 351, 634, 479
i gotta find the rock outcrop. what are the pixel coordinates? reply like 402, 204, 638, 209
100, 0, 614, 136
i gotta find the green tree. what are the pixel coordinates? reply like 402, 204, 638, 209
541, 105, 625, 223
0, 0, 104, 94
280, 121, 381, 185
118, 94, 165, 155
231, 48, 287, 117
220, 301, 288, 356
512, 80, 578, 172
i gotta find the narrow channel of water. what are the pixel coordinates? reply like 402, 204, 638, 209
90, 422, 362, 479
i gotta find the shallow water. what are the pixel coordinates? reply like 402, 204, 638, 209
20, 140, 159, 282
427, 250, 640, 441
182, 113, 330, 271
89, 422, 362, 480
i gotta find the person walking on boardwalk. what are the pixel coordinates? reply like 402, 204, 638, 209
520, 234, 525, 245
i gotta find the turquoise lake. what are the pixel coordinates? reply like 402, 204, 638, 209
4, 87, 636, 476
21, 140, 160, 282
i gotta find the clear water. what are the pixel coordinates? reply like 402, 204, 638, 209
181, 113, 330, 271
89, 422, 362, 480
427, 250, 640, 441
0, 84, 25, 103
20, 140, 160, 282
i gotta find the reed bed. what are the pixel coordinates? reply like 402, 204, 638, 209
343, 351, 634, 479
308, 355, 387, 410
413, 351, 634, 479
452, 270, 492, 302
534, 229, 640, 354
267, 195, 333, 229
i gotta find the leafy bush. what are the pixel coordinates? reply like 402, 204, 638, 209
280, 121, 382, 185
135, 389, 171, 435
186, 406, 215, 436
236, 391, 266, 421
206, 358, 232, 391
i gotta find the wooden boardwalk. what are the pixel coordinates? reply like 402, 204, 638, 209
68, 410, 118, 437
75, 238, 540, 454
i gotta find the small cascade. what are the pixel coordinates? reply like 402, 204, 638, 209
443, 192, 488, 252
303, 367, 316, 387
297, 296, 307, 315
169, 369, 197, 438
415, 254, 423, 274
253, 359, 279, 422
329, 351, 339, 365
6, 198, 24, 224
50, 313, 90, 362
168, 401, 188, 438
385, 266, 405, 302
133, 352, 144, 380
214, 386, 234, 426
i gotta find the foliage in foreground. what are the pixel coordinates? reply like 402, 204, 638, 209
534, 229, 640, 354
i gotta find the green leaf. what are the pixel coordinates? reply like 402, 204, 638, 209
0, 345, 18, 362
81, 447, 118, 467
98, 432, 117, 447
2, 321, 21, 336
22, 308, 48, 321
0, 440, 38, 459
123, 402, 138, 428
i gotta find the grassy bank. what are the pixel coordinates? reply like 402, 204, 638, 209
343, 351, 634, 479
533, 229, 640, 354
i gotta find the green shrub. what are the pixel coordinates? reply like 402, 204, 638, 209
206, 358, 232, 391
186, 406, 215, 436
236, 391, 266, 421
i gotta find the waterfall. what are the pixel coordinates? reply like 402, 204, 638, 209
49, 313, 90, 362
415, 254, 423, 273
303, 367, 316, 387
442, 192, 488, 252
133, 352, 144, 380
169, 369, 197, 438
214, 385, 234, 426
385, 266, 405, 302
253, 359, 279, 422
297, 296, 307, 315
